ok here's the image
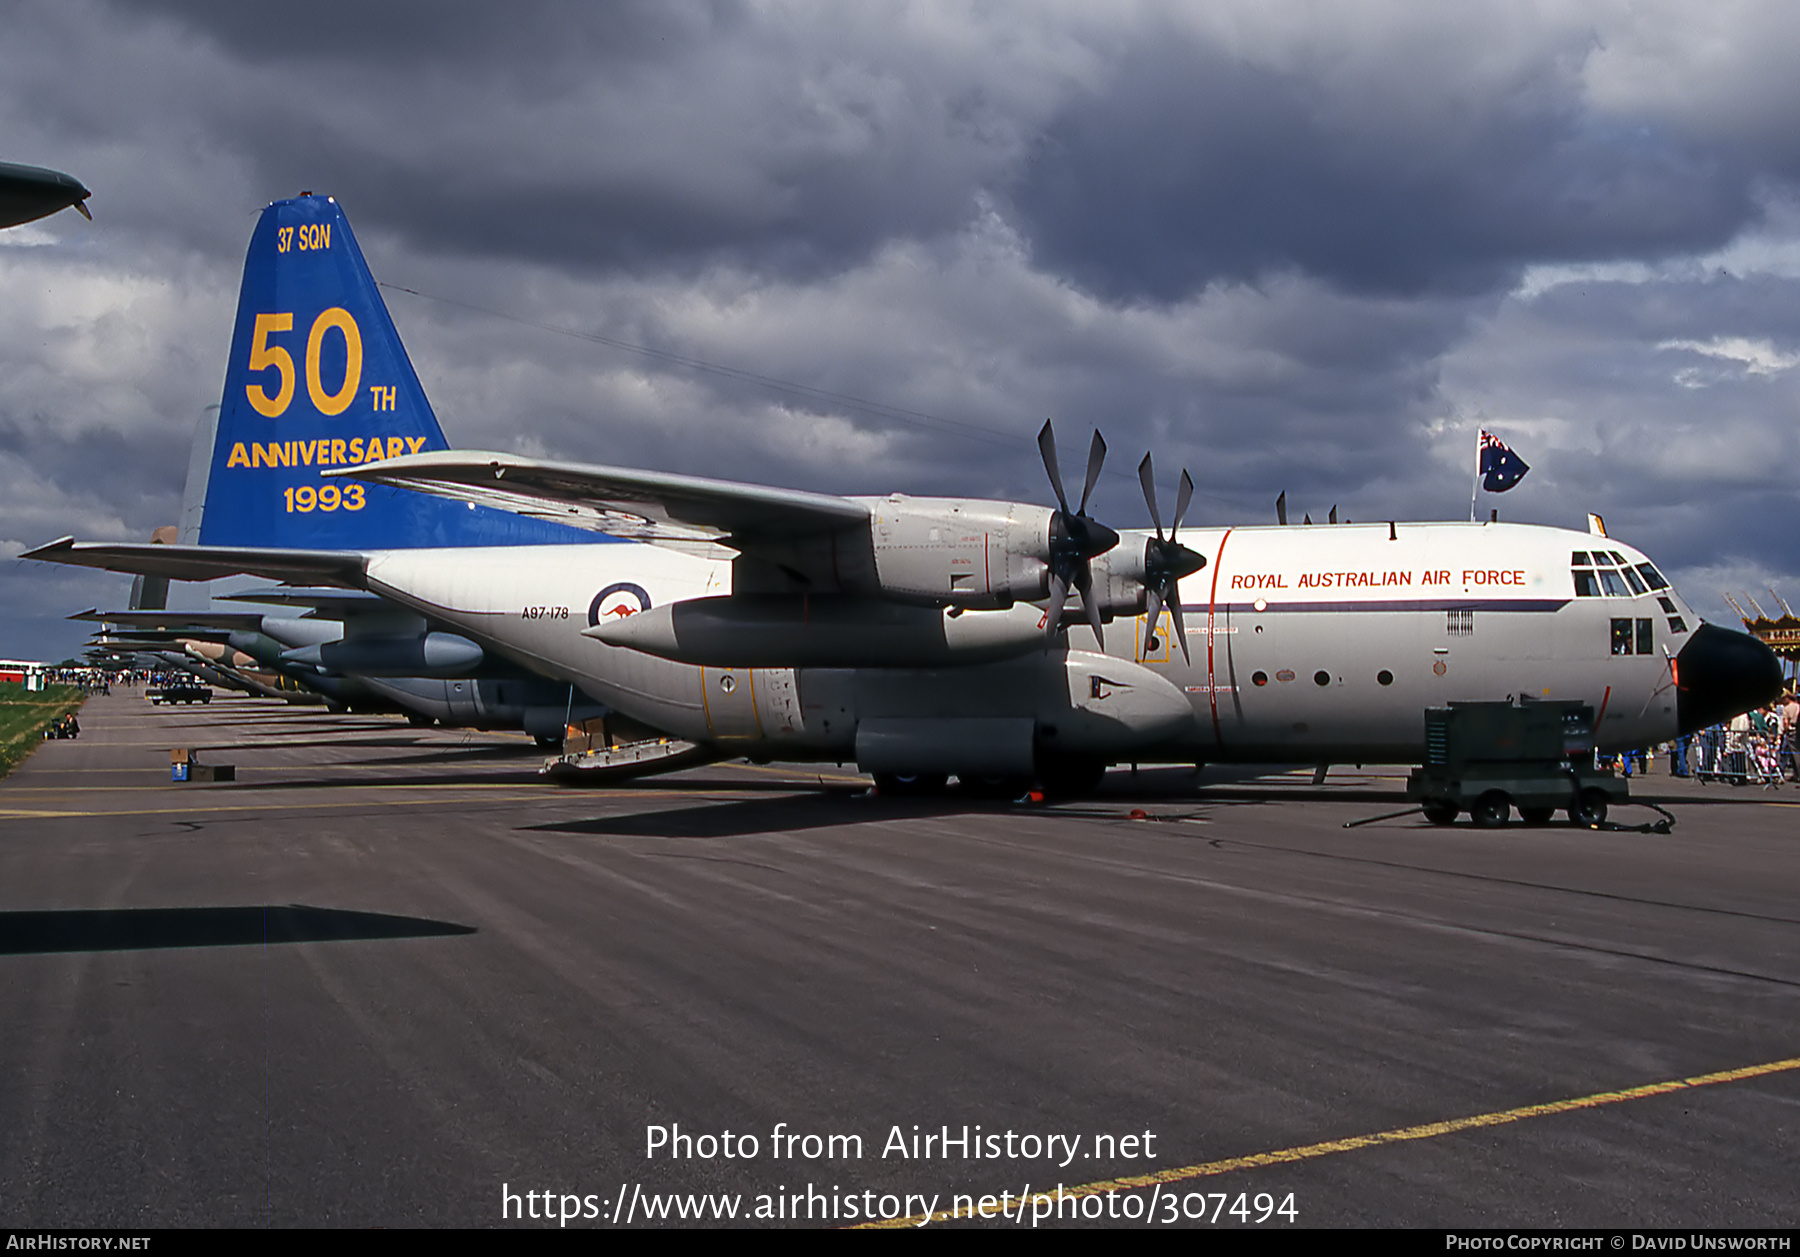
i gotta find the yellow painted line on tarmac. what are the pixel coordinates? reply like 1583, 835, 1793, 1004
858, 1054, 1800, 1229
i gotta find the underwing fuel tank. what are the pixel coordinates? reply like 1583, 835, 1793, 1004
280, 632, 485, 676
583, 595, 1047, 668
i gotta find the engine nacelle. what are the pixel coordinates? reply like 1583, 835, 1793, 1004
740, 497, 1059, 609
1080, 532, 1206, 621
864, 496, 1055, 607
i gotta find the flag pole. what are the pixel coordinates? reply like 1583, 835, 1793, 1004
1470, 429, 1480, 521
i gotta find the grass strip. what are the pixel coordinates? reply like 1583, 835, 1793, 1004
0, 685, 88, 778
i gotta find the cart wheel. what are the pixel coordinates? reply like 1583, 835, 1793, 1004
1569, 788, 1609, 827
1421, 800, 1458, 826
1471, 791, 1511, 828
1519, 805, 1554, 826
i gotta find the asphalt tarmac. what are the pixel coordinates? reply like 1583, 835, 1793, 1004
2, 688, 1797, 1229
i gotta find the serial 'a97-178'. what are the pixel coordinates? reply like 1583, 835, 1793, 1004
27, 195, 1783, 811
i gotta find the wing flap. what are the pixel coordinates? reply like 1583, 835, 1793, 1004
329, 452, 870, 543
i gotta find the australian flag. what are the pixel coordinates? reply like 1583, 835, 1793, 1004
1479, 430, 1530, 493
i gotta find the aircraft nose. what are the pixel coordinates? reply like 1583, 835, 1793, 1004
1675, 622, 1784, 734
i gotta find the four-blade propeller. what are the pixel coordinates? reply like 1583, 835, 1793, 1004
1136, 453, 1207, 663
1037, 420, 1119, 648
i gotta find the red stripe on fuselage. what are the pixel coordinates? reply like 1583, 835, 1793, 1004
1207, 528, 1235, 747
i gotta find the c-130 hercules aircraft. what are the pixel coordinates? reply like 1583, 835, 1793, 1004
28, 195, 1784, 807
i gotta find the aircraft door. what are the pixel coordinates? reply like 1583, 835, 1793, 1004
700, 666, 763, 742
1222, 588, 1288, 747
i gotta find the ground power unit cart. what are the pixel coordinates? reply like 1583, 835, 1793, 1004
1406, 699, 1626, 827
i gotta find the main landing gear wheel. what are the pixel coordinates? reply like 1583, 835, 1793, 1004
873, 772, 949, 797
1421, 800, 1459, 826
1470, 791, 1511, 828
1569, 789, 1609, 827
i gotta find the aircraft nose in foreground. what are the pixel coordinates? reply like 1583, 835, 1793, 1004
0, 161, 92, 228
1675, 623, 1784, 734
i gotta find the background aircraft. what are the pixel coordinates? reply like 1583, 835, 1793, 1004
28, 195, 1784, 798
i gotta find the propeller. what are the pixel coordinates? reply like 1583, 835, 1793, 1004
1137, 453, 1207, 664
1038, 420, 1119, 648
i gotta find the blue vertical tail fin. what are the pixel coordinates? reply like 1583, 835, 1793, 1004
191, 194, 586, 550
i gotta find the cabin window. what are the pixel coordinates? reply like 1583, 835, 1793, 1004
1313, 670, 1331, 686
1377, 670, 1394, 686
1611, 618, 1655, 654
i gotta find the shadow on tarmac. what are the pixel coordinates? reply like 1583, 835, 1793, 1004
0, 904, 477, 955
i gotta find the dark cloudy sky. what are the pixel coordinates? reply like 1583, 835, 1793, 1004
5, 1, 1800, 659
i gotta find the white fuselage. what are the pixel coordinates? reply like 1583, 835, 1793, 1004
359, 520, 1692, 764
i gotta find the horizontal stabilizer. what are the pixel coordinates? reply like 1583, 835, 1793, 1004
23, 538, 367, 586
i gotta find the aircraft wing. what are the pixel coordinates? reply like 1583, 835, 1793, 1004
22, 538, 367, 587
329, 452, 870, 545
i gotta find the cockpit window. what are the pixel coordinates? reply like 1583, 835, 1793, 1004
1599, 569, 1630, 597
1635, 562, 1669, 591
1574, 570, 1600, 597
1571, 551, 1590, 566
1621, 566, 1647, 595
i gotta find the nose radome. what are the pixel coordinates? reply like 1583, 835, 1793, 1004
1676, 623, 1784, 735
